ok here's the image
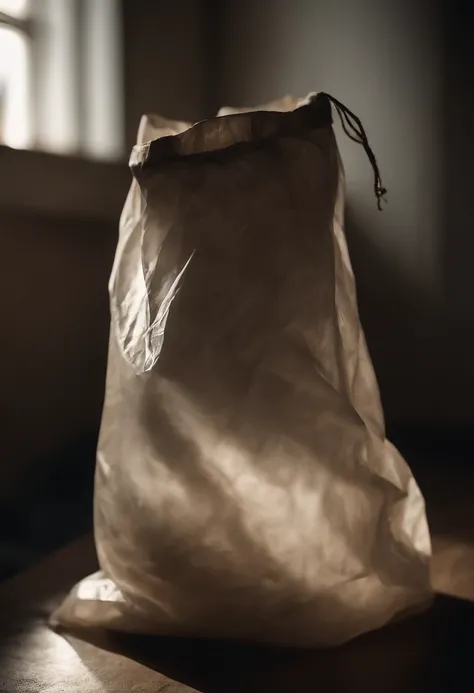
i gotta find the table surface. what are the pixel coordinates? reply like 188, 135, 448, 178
1, 461, 474, 693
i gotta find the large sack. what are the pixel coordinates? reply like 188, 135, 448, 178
54, 93, 431, 646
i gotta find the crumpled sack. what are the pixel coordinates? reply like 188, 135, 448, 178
53, 93, 432, 647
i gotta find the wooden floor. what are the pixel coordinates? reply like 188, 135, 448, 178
1, 453, 473, 692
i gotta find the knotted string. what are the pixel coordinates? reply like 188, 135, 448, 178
318, 93, 387, 211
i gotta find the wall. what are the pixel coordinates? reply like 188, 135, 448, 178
214, 0, 474, 425
122, 0, 208, 149
0, 210, 113, 500
441, 2, 474, 423
0, 149, 130, 508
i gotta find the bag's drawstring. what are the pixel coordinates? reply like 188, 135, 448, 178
318, 93, 387, 211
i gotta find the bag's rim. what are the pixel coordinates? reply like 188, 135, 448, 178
129, 93, 333, 177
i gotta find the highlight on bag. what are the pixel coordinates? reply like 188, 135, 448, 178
52, 92, 432, 647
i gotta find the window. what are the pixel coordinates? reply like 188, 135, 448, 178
0, 0, 32, 149
0, 0, 124, 160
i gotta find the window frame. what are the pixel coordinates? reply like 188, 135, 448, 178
0, 1, 127, 220
0, 0, 124, 160
0, 10, 30, 32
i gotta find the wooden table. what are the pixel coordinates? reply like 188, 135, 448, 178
1, 462, 474, 692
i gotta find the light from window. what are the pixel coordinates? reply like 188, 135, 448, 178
0, 26, 32, 149
0, 0, 124, 159
0, 0, 28, 17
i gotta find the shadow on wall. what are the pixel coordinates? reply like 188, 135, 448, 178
444, 3, 474, 316
345, 203, 440, 426
442, 0, 474, 412
0, 207, 117, 578
346, 195, 474, 429
0, 209, 116, 504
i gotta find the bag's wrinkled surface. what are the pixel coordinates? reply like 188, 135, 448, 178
54, 94, 432, 646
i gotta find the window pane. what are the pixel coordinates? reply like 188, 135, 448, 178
0, 0, 29, 18
35, 0, 80, 154
82, 0, 124, 159
0, 26, 32, 149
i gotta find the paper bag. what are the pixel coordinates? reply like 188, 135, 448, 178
54, 93, 431, 646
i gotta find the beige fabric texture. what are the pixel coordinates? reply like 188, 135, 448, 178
54, 95, 432, 647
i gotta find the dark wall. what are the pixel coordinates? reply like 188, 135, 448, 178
122, 0, 207, 149
0, 208, 117, 504
444, 2, 474, 322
